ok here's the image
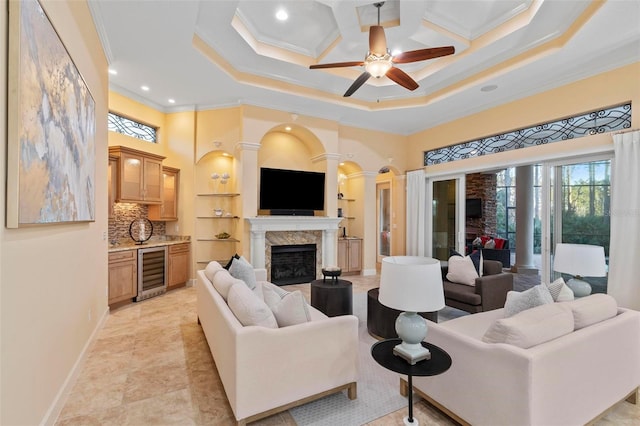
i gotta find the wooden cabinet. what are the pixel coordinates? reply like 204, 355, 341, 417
338, 238, 362, 274
108, 250, 137, 306
149, 166, 180, 221
108, 155, 118, 218
168, 242, 190, 289
109, 146, 165, 204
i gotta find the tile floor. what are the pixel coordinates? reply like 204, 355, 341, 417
55, 274, 639, 425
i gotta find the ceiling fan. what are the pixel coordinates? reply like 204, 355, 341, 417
309, 2, 455, 97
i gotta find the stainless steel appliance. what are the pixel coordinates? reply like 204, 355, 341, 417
137, 246, 167, 301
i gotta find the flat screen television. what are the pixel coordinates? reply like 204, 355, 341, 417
259, 168, 325, 215
466, 198, 482, 218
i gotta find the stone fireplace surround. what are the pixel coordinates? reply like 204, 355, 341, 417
246, 217, 342, 281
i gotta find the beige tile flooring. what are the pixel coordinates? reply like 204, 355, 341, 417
56, 275, 639, 425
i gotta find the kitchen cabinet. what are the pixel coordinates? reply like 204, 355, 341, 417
149, 166, 180, 221
168, 242, 190, 289
109, 146, 165, 204
108, 250, 137, 306
108, 155, 118, 218
337, 238, 362, 275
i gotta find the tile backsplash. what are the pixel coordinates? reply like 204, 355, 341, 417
109, 203, 166, 242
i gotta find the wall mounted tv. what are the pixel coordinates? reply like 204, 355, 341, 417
466, 198, 482, 218
259, 168, 325, 215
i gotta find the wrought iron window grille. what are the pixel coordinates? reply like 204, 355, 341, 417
108, 112, 158, 143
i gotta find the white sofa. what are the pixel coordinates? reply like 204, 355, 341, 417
404, 294, 640, 426
196, 261, 359, 425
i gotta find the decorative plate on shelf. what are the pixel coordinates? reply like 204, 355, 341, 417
129, 218, 153, 244
215, 232, 231, 239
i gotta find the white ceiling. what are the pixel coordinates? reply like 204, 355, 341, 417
89, 0, 640, 136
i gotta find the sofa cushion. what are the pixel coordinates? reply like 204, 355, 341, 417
227, 281, 278, 328
262, 283, 311, 327
546, 277, 574, 302
504, 284, 553, 317
223, 253, 240, 270
204, 261, 224, 283
565, 293, 618, 330
482, 302, 574, 348
446, 255, 479, 286
262, 282, 290, 306
229, 256, 257, 290
211, 269, 238, 301
444, 282, 482, 306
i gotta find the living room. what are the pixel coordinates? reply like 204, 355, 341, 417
1, 1, 640, 425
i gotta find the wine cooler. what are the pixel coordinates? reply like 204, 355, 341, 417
137, 246, 168, 301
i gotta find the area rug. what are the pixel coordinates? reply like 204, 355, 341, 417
289, 292, 408, 425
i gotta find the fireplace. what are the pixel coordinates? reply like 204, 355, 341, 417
271, 244, 316, 285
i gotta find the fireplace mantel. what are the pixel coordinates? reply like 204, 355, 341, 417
246, 216, 343, 272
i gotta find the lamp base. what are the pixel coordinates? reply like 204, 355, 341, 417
566, 277, 592, 298
393, 343, 431, 364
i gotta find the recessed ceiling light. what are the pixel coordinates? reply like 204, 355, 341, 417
141, 85, 150, 91
168, 99, 175, 104
481, 84, 498, 92
275, 8, 288, 21
108, 68, 118, 75
285, 126, 292, 131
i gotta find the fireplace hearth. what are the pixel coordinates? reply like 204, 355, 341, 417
271, 244, 316, 285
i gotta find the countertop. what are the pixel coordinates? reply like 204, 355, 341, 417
108, 235, 191, 252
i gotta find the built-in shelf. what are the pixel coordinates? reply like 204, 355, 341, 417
341, 216, 356, 220
197, 193, 240, 197
197, 238, 240, 242
196, 216, 240, 219
338, 198, 355, 202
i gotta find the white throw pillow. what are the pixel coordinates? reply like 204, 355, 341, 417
504, 284, 554, 317
227, 281, 278, 328
446, 255, 479, 286
211, 269, 237, 301
269, 290, 312, 327
565, 293, 618, 330
546, 277, 574, 302
262, 282, 290, 307
482, 302, 574, 348
229, 256, 257, 290
204, 261, 223, 283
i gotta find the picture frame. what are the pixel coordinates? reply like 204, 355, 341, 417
7, 0, 96, 228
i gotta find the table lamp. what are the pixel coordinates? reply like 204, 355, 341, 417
378, 256, 445, 364
553, 243, 606, 297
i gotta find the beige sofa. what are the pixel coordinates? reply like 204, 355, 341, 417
404, 294, 640, 426
196, 261, 359, 425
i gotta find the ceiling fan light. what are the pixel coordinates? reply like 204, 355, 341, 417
365, 54, 392, 78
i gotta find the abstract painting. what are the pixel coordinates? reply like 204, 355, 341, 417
7, 0, 96, 228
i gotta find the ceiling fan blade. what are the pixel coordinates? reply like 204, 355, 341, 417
386, 67, 419, 91
369, 25, 387, 56
344, 72, 371, 97
310, 61, 364, 69
392, 46, 455, 64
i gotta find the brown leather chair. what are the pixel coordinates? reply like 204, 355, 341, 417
441, 259, 513, 314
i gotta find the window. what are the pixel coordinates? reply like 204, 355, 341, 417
108, 112, 157, 143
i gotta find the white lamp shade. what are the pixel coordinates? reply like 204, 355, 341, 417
378, 256, 445, 313
553, 243, 606, 277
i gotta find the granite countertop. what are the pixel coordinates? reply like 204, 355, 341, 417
108, 235, 191, 252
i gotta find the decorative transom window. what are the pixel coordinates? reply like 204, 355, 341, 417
424, 103, 631, 166
108, 112, 158, 143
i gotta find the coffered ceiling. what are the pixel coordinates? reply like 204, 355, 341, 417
89, 0, 640, 135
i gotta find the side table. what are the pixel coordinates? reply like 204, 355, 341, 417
310, 279, 353, 317
371, 339, 451, 425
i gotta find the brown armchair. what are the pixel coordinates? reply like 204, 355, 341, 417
442, 259, 513, 314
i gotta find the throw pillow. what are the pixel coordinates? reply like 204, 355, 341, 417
450, 249, 482, 276
223, 253, 240, 270
482, 303, 574, 348
229, 256, 257, 290
546, 277, 574, 302
504, 284, 554, 317
566, 293, 618, 330
227, 281, 278, 328
271, 290, 312, 327
446, 255, 479, 286
211, 269, 238, 301
204, 261, 223, 283
262, 282, 290, 307
484, 238, 496, 249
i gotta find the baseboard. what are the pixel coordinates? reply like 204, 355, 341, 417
362, 268, 377, 276
41, 305, 110, 426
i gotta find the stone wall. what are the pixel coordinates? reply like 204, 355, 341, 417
466, 173, 497, 237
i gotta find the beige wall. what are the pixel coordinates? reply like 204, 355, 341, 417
408, 63, 640, 173
0, 1, 109, 424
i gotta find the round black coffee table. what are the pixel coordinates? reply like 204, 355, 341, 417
310, 279, 352, 317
